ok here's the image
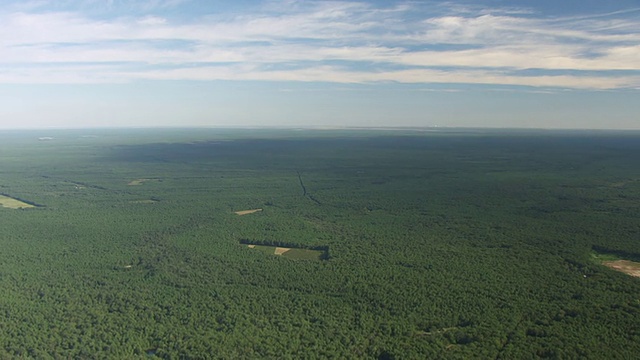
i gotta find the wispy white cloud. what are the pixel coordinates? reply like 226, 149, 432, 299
0, 0, 638, 89
126, 65, 638, 90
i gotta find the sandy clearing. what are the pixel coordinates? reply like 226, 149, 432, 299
603, 260, 640, 278
247, 245, 256, 248
128, 179, 147, 185
274, 247, 291, 255
0, 195, 35, 209
234, 209, 263, 216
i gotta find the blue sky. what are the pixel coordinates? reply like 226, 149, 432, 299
0, 0, 638, 129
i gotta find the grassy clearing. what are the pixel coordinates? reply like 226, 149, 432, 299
591, 252, 620, 263
248, 245, 278, 256
127, 178, 158, 186
281, 248, 324, 260
0, 195, 35, 209
234, 209, 263, 216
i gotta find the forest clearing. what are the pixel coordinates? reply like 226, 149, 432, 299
274, 247, 291, 255
603, 260, 640, 277
246, 244, 325, 260
0, 194, 35, 209
234, 209, 263, 215
128, 178, 158, 186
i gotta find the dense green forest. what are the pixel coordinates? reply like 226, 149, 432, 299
1, 128, 640, 359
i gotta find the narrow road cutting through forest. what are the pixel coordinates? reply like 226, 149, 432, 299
296, 170, 321, 205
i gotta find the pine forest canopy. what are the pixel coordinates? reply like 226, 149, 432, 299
0, 128, 639, 358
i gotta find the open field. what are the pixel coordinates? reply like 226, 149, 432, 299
603, 260, 640, 277
281, 247, 325, 260
274, 247, 290, 255
0, 194, 35, 209
1, 128, 640, 358
234, 208, 263, 215
591, 250, 640, 277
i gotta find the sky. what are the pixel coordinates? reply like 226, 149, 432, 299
0, 0, 639, 130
